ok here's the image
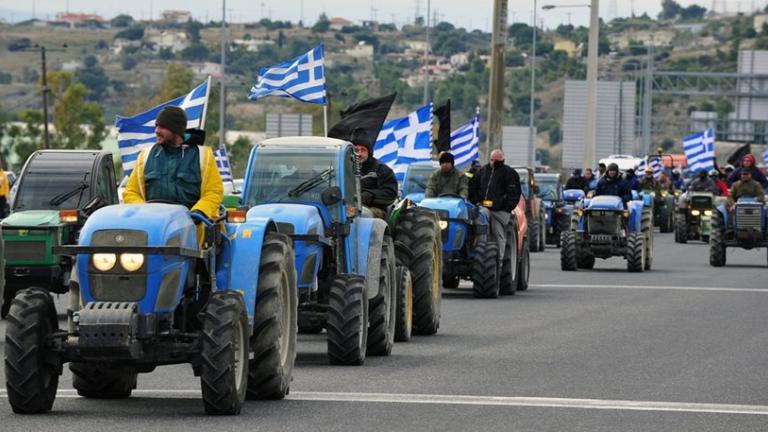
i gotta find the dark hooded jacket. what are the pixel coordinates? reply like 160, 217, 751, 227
360, 156, 398, 211
595, 173, 633, 205
470, 162, 521, 212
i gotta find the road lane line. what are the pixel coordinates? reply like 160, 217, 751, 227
531, 284, 766, 293
1, 389, 767, 415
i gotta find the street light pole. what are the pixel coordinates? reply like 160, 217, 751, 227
219, 0, 227, 149
423, 0, 431, 104
528, 0, 538, 168
40, 46, 49, 150
584, 0, 600, 170
485, 0, 508, 160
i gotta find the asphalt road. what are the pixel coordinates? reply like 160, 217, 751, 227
1, 232, 767, 431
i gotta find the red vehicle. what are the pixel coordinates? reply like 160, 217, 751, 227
513, 167, 546, 252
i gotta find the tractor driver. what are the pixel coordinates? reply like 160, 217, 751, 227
426, 151, 469, 200
727, 169, 765, 209
124, 106, 224, 222
594, 163, 633, 207
351, 128, 398, 219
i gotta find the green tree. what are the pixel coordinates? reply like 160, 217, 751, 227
75, 58, 110, 101
181, 42, 210, 61
47, 71, 106, 150
680, 5, 707, 21
228, 136, 253, 177
312, 14, 330, 33
658, 0, 682, 20
185, 19, 203, 43
110, 14, 134, 28
115, 25, 145, 41
7, 110, 43, 166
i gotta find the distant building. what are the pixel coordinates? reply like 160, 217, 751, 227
344, 42, 374, 60
161, 10, 192, 24
231, 38, 275, 52
60, 60, 81, 72
404, 40, 428, 53
754, 14, 768, 34
54, 13, 105, 28
553, 39, 581, 57
329, 17, 354, 31
190, 62, 223, 79
112, 38, 142, 55
146, 30, 189, 53
450, 52, 470, 67
610, 29, 675, 49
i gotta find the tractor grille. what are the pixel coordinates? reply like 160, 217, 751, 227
735, 206, 762, 230
587, 211, 622, 236
89, 230, 148, 302
5, 241, 47, 261
690, 196, 713, 210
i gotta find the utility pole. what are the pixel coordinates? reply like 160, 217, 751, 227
423, 0, 431, 104
643, 38, 654, 153
25, 44, 66, 149
528, 0, 537, 168
485, 0, 508, 159
220, 0, 227, 149
583, 0, 600, 169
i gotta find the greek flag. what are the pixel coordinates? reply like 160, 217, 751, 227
636, 157, 663, 179
115, 78, 211, 177
763, 147, 768, 166
374, 103, 433, 182
213, 147, 233, 184
248, 45, 327, 105
450, 114, 480, 168
683, 128, 716, 173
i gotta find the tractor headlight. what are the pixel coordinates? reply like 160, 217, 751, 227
703, 210, 712, 216
120, 253, 145, 272
691, 209, 701, 216
661, 191, 668, 197
544, 213, 549, 220
92, 253, 117, 272
438, 220, 449, 230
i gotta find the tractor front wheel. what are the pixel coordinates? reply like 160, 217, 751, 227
560, 231, 577, 271
626, 232, 645, 272
367, 236, 396, 356
4, 287, 60, 414
516, 237, 530, 291
394, 265, 413, 342
199, 290, 249, 415
472, 241, 500, 298
326, 275, 368, 365
675, 214, 687, 243
709, 211, 726, 267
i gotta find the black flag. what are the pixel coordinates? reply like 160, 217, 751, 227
727, 143, 751, 168
433, 100, 451, 152
328, 93, 397, 145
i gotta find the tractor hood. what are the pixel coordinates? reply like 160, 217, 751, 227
247, 203, 325, 236
419, 196, 469, 220
587, 196, 624, 211
78, 204, 197, 248
1, 210, 61, 227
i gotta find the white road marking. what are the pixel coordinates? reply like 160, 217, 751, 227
1, 389, 767, 416
531, 284, 766, 293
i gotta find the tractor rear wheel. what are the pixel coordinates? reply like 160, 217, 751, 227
394, 265, 413, 343
529, 220, 542, 252
199, 290, 249, 415
516, 237, 530, 291
560, 231, 577, 271
675, 214, 687, 243
367, 236, 396, 356
4, 287, 60, 414
472, 241, 500, 298
71, 364, 137, 399
626, 232, 645, 272
395, 210, 441, 335
246, 233, 297, 400
709, 211, 726, 267
499, 221, 518, 296
326, 275, 368, 365
555, 215, 570, 248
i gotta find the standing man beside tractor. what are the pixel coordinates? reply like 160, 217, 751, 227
351, 128, 398, 219
470, 149, 522, 254
426, 152, 468, 200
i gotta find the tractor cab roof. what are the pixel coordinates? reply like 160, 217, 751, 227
259, 137, 350, 149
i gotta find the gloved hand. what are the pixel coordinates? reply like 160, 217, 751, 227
190, 209, 210, 225
361, 191, 374, 206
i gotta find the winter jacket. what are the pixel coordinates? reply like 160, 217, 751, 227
124, 129, 223, 219
470, 163, 521, 212
426, 167, 469, 200
564, 176, 587, 192
359, 156, 398, 211
687, 177, 719, 194
595, 175, 633, 205
0, 170, 8, 198
728, 179, 765, 205
727, 166, 768, 187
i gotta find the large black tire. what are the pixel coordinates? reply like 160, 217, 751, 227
4, 287, 60, 414
539, 212, 546, 250
395, 210, 441, 335
576, 253, 595, 269
326, 275, 367, 365
394, 265, 413, 343
626, 232, 645, 272
499, 222, 518, 296
644, 229, 654, 271
199, 290, 249, 415
674, 214, 687, 243
1, 285, 16, 318
555, 215, 570, 248
472, 241, 500, 298
246, 233, 297, 400
529, 220, 542, 252
71, 363, 137, 399
516, 237, 530, 291
709, 211, 726, 267
659, 208, 673, 233
367, 236, 396, 356
560, 231, 577, 271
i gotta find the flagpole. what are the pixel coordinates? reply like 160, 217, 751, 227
219, 0, 227, 150
323, 104, 328, 137
200, 75, 212, 129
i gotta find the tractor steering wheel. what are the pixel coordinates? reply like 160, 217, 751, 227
438, 193, 464, 200
146, 199, 181, 205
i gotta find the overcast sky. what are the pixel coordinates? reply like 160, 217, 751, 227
1, 1, 766, 30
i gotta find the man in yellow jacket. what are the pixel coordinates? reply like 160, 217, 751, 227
124, 106, 223, 223
0, 162, 9, 218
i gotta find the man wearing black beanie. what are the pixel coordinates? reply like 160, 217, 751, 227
426, 151, 468, 200
123, 105, 223, 222
351, 128, 398, 219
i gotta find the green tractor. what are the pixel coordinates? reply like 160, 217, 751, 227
1, 150, 118, 317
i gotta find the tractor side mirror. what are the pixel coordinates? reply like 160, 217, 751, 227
321, 186, 343, 206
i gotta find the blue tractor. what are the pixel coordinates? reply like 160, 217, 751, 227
561, 194, 653, 272
4, 203, 298, 415
400, 161, 437, 203
709, 197, 768, 266
242, 137, 410, 365
537, 173, 569, 248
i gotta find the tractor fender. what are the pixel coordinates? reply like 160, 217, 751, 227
627, 201, 644, 232
225, 216, 279, 327
356, 217, 390, 300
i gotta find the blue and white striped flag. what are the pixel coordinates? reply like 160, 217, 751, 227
763, 147, 768, 166
450, 114, 480, 168
115, 78, 211, 177
636, 157, 663, 179
248, 45, 327, 105
683, 128, 716, 173
213, 147, 234, 183
374, 103, 433, 182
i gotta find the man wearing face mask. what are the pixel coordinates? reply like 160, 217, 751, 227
687, 169, 719, 194
352, 128, 398, 219
123, 106, 223, 221
470, 149, 521, 253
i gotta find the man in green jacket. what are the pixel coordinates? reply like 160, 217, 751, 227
728, 169, 765, 208
426, 152, 469, 200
